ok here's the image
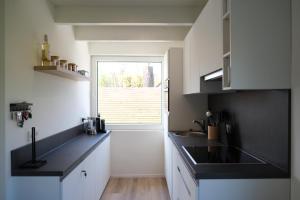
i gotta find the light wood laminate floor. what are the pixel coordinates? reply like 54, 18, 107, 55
100, 178, 171, 200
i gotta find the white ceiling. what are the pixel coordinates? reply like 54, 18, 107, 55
49, 0, 206, 6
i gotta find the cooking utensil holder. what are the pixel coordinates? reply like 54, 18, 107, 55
208, 126, 219, 140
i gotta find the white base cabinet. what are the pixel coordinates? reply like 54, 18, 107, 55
198, 179, 290, 200
166, 139, 290, 200
62, 161, 85, 200
163, 118, 173, 199
14, 135, 111, 200
172, 144, 198, 200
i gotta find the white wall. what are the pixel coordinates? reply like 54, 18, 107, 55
110, 130, 164, 177
88, 41, 183, 56
4, 0, 90, 199
0, 0, 6, 199
292, 0, 300, 199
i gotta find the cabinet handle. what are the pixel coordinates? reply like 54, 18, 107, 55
81, 170, 87, 177
177, 166, 191, 197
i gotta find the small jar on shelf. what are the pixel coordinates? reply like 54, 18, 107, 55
59, 60, 67, 69
51, 56, 59, 66
68, 63, 77, 72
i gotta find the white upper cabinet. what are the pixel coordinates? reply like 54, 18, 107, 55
183, 0, 291, 93
183, 0, 223, 94
195, 0, 223, 77
223, 0, 291, 90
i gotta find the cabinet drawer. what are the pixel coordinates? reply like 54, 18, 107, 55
173, 147, 198, 200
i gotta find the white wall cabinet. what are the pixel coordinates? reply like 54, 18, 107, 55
14, 135, 111, 200
183, 0, 223, 94
183, 0, 291, 93
222, 0, 291, 90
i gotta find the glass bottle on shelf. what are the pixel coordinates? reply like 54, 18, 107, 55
41, 34, 50, 66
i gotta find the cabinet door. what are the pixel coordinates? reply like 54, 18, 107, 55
62, 136, 111, 200
83, 150, 98, 200
196, 0, 223, 77
172, 158, 181, 200
227, 0, 291, 89
164, 124, 172, 199
165, 137, 172, 194
62, 162, 84, 200
183, 0, 223, 94
190, 25, 201, 94
183, 31, 192, 95
102, 135, 111, 192
94, 135, 111, 199
177, 154, 198, 200
172, 143, 186, 200
172, 142, 198, 200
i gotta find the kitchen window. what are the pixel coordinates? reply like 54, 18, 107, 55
91, 56, 163, 128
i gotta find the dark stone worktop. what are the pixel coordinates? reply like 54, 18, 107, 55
11, 129, 110, 181
168, 132, 290, 180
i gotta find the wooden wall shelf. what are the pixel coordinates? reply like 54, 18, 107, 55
34, 66, 90, 81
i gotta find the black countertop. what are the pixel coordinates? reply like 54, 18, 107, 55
168, 132, 289, 180
12, 131, 110, 181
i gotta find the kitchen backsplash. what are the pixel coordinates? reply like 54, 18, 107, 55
208, 90, 290, 173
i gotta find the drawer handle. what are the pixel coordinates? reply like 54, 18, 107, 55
177, 166, 191, 196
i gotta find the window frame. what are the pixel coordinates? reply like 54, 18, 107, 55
91, 56, 164, 130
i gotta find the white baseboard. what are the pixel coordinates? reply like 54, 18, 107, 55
111, 174, 165, 178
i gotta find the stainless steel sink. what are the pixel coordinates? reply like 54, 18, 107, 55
172, 131, 207, 137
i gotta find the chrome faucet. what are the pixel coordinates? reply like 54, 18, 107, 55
192, 119, 206, 133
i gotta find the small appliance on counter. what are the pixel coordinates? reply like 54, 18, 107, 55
82, 114, 106, 135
